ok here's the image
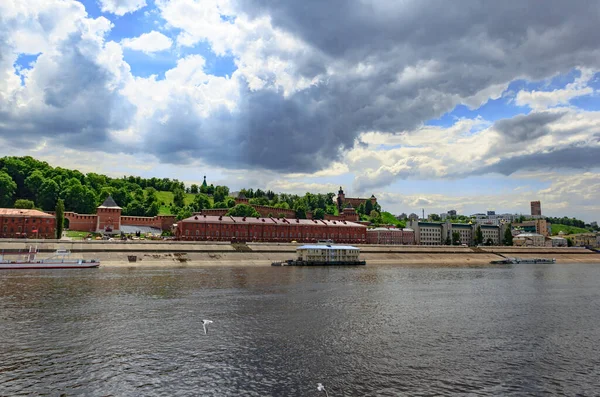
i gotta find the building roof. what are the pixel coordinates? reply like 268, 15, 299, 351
452, 223, 472, 228
298, 245, 359, 250
514, 233, 544, 237
180, 215, 367, 228
120, 225, 162, 235
0, 208, 54, 217
98, 195, 121, 209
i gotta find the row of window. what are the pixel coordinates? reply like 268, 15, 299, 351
2, 218, 51, 224
185, 229, 364, 238
2, 225, 50, 233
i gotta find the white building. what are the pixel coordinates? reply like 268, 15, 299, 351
513, 233, 545, 247
547, 236, 567, 247
296, 245, 361, 262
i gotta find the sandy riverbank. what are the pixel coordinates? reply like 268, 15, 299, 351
1, 240, 599, 267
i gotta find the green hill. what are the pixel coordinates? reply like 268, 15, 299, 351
551, 224, 590, 236
152, 191, 199, 215
381, 211, 406, 228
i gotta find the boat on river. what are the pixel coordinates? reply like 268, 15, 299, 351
272, 244, 366, 266
490, 257, 556, 264
0, 246, 100, 269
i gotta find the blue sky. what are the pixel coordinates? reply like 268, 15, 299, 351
1, 0, 599, 221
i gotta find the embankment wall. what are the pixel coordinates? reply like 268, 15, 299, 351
1, 241, 598, 266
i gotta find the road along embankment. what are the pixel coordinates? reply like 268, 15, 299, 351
0, 240, 598, 267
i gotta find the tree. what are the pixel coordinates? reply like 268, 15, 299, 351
24, 170, 45, 200
365, 200, 373, 215
444, 236, 452, 245
174, 205, 194, 221
566, 238, 573, 247
0, 171, 17, 207
475, 225, 483, 245
226, 204, 260, 218
145, 201, 160, 217
213, 185, 229, 203
485, 238, 493, 246
225, 197, 236, 208
37, 179, 59, 211
430, 213, 441, 221
357, 202, 365, 215
173, 187, 186, 208
14, 199, 35, 209
55, 199, 64, 238
190, 184, 199, 194
193, 193, 211, 212
313, 208, 325, 220
452, 231, 460, 245
370, 210, 382, 225
274, 202, 290, 210
295, 205, 307, 219
213, 201, 227, 209
503, 225, 513, 246
124, 200, 146, 216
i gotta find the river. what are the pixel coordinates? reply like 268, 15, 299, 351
1, 263, 600, 396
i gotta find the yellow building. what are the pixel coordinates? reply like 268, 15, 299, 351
569, 233, 599, 247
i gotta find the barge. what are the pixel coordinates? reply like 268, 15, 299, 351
272, 244, 366, 266
0, 246, 100, 269
490, 257, 556, 264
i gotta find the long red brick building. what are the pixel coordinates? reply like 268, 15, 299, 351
176, 214, 368, 243
0, 208, 56, 239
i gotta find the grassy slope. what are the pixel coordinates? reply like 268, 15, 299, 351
551, 224, 590, 236
381, 211, 406, 228
153, 191, 198, 215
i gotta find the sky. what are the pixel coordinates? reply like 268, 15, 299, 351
0, 0, 599, 221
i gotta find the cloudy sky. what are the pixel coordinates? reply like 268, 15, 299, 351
1, 0, 599, 221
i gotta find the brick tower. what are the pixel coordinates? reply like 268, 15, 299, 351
96, 195, 122, 234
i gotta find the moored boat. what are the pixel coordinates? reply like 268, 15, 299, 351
0, 246, 100, 269
272, 244, 366, 266
490, 257, 556, 264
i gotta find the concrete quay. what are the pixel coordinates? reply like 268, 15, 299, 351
0, 240, 598, 267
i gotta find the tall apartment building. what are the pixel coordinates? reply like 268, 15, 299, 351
530, 201, 541, 217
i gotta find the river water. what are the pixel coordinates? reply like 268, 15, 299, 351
1, 263, 600, 396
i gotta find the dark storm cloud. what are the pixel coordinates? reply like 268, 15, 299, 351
493, 111, 567, 143
2, 0, 600, 175
0, 29, 134, 151
473, 145, 600, 176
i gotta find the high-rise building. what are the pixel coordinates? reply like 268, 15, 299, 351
530, 201, 541, 216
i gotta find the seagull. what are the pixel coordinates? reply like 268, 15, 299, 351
202, 319, 213, 334
317, 383, 330, 397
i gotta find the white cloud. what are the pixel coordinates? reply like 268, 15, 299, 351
515, 69, 596, 110
121, 31, 173, 53
98, 0, 147, 16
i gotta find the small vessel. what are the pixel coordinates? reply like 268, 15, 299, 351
0, 246, 100, 269
490, 257, 556, 264
272, 244, 366, 266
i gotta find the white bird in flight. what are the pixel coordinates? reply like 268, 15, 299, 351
202, 319, 213, 334
317, 383, 329, 396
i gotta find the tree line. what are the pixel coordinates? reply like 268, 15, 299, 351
0, 156, 185, 217
1, 156, 387, 224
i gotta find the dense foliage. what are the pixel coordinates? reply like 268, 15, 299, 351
0, 156, 190, 216
0, 156, 393, 226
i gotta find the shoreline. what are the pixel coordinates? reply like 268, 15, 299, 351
2, 240, 598, 267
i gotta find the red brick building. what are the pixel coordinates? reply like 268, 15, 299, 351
0, 209, 56, 239
366, 227, 415, 245
336, 187, 377, 212
176, 215, 367, 243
